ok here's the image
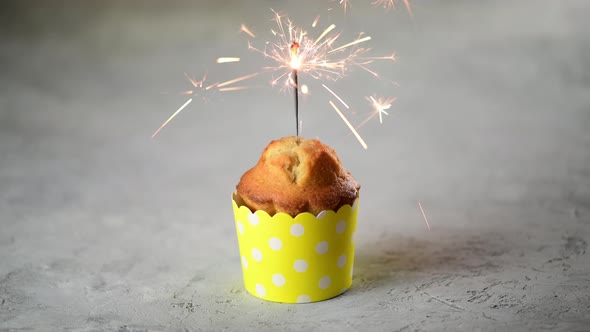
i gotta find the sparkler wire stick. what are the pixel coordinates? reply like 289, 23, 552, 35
294, 69, 299, 137
290, 41, 301, 138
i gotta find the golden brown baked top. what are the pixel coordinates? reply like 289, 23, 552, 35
236, 136, 360, 216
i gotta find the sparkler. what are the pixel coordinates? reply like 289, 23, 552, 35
244, 10, 396, 148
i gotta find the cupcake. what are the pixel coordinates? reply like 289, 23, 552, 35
232, 136, 360, 303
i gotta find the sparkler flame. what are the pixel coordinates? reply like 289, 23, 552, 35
290, 41, 301, 70
247, 10, 392, 88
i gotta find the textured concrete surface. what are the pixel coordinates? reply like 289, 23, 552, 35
1, 0, 589, 330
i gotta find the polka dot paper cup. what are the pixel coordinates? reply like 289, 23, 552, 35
232, 193, 359, 303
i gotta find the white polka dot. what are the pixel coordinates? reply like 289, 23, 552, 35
293, 259, 308, 272
316, 241, 329, 255
352, 199, 359, 211
237, 221, 244, 234
248, 213, 259, 226
255, 284, 266, 297
241, 256, 248, 269
269, 237, 282, 251
319, 276, 331, 289
338, 254, 347, 268
316, 211, 327, 219
272, 273, 286, 287
336, 220, 346, 234
290, 223, 304, 237
297, 294, 311, 303
351, 231, 356, 244
252, 248, 263, 262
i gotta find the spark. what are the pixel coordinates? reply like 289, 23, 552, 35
357, 96, 395, 128
327, 35, 370, 54
291, 41, 300, 137
301, 84, 309, 94
372, 0, 413, 16
322, 84, 349, 109
151, 98, 193, 139
338, 0, 351, 13
180, 72, 207, 94
215, 72, 259, 89
418, 201, 431, 231
243, 10, 396, 148
313, 24, 336, 46
216, 57, 241, 63
369, 95, 393, 123
336, 0, 412, 15
240, 24, 256, 38
154, 72, 258, 138
329, 100, 368, 149
312, 15, 321, 28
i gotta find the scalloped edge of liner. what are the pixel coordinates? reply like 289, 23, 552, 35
232, 192, 359, 221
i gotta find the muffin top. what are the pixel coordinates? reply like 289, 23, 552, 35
236, 136, 360, 217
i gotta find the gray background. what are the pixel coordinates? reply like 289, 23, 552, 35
1, 0, 589, 330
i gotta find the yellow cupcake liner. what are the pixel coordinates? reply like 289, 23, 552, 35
232, 193, 359, 303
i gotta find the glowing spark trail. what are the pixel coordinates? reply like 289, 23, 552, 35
418, 201, 431, 231
216, 57, 241, 63
313, 24, 336, 46
215, 72, 259, 89
339, 0, 351, 13
328, 35, 371, 54
329, 100, 368, 149
312, 15, 320, 28
372, 0, 413, 16
151, 98, 193, 139
336, 0, 412, 15
154, 71, 258, 139
322, 84, 349, 109
240, 24, 256, 38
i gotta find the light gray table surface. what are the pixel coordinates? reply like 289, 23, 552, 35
1, 0, 589, 330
